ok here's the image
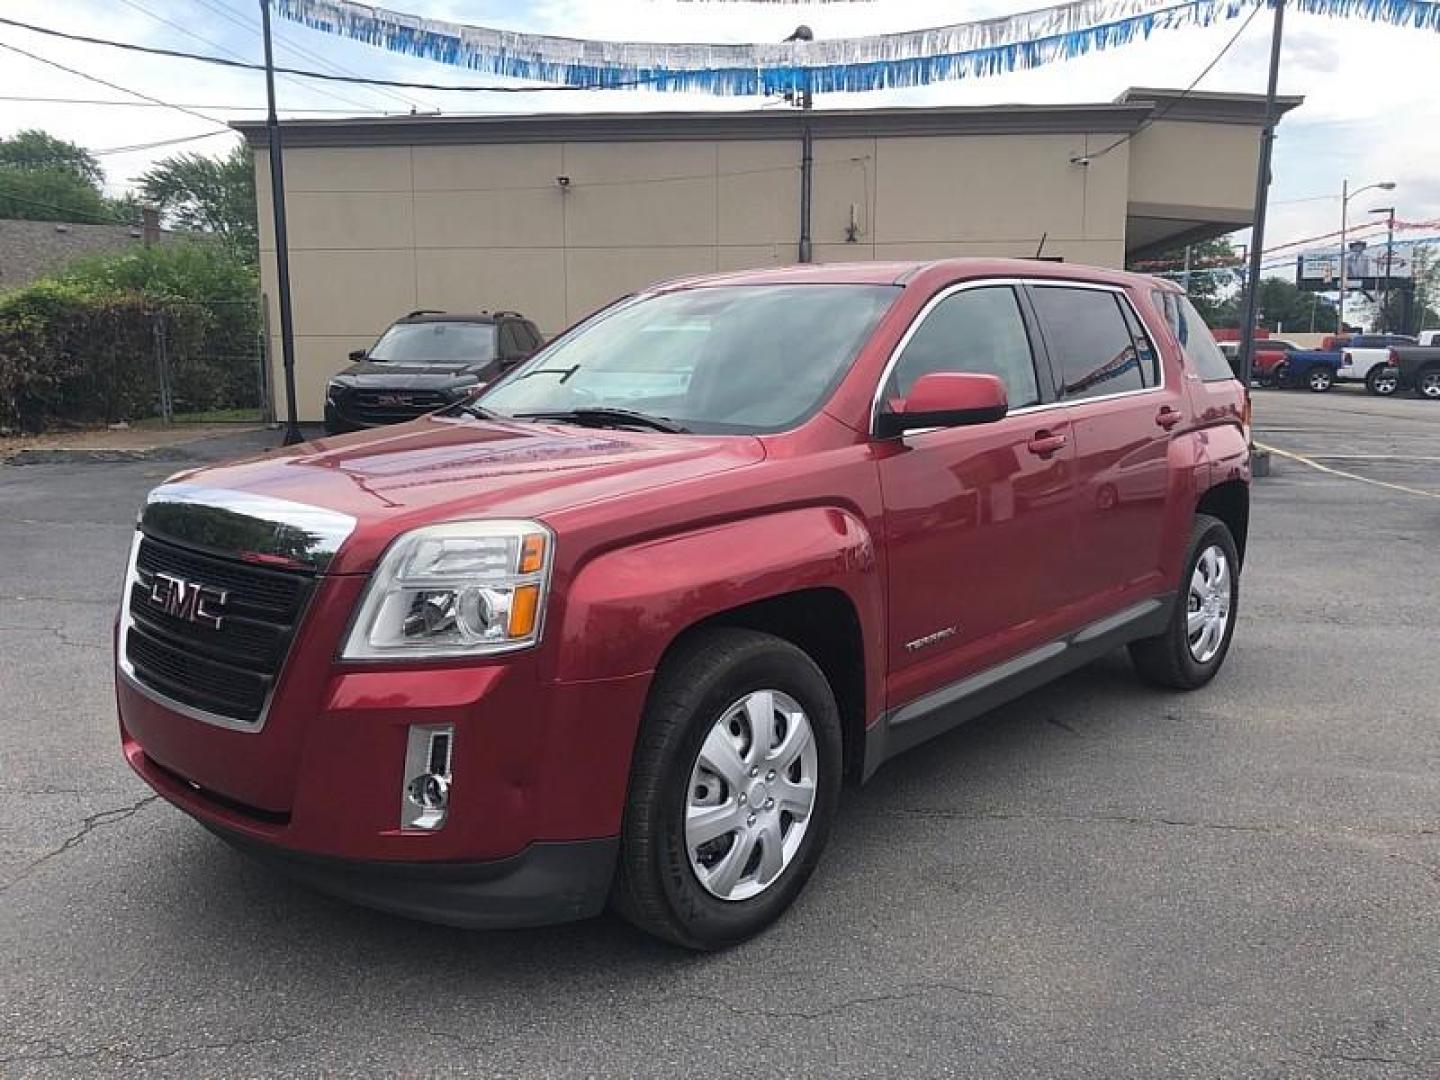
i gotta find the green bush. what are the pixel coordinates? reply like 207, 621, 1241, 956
0, 243, 262, 432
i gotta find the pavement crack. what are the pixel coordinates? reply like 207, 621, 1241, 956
0, 623, 108, 650
686, 982, 1008, 1022
1, 794, 159, 893
1044, 715, 1080, 735
1, 1028, 312, 1066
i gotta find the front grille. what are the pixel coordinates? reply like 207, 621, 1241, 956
125, 536, 316, 725
344, 389, 449, 425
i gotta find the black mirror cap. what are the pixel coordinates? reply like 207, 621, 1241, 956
348, 349, 367, 362
875, 403, 1008, 439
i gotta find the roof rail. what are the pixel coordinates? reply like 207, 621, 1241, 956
405, 308, 447, 318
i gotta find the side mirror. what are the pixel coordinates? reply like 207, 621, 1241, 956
876, 372, 1008, 438
348, 349, 367, 362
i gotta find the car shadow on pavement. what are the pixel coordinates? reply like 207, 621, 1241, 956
131, 649, 1160, 969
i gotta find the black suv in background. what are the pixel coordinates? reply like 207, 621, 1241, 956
324, 310, 543, 434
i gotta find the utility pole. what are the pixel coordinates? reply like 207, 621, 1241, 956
1338, 178, 1348, 334
1380, 206, 1396, 331
1235, 0, 1284, 394
261, 0, 304, 446
785, 25, 815, 264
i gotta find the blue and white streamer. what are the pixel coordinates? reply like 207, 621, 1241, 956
275, 0, 1440, 95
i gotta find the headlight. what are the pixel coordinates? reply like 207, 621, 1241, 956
341, 520, 553, 660
326, 381, 345, 401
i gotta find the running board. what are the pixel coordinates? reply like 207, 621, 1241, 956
862, 596, 1171, 781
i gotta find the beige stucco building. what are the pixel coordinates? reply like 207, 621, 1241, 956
237, 87, 1299, 421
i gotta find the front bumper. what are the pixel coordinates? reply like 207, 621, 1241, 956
206, 819, 617, 928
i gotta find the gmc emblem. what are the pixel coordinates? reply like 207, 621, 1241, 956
150, 572, 228, 630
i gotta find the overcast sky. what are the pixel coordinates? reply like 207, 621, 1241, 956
1, 0, 1435, 275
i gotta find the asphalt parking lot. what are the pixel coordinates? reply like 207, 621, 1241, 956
2, 389, 1436, 1079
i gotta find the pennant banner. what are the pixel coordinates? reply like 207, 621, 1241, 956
275, 0, 1440, 95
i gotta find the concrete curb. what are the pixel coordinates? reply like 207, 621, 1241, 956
4, 446, 201, 466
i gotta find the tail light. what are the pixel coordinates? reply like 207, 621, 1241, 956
1389, 348, 1400, 366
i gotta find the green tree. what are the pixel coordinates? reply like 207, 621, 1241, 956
0, 165, 115, 224
0, 129, 104, 188
1131, 236, 1240, 324
1213, 276, 1337, 333
138, 145, 257, 257
1372, 245, 1440, 333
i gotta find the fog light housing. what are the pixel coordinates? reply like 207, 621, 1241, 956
401, 724, 453, 831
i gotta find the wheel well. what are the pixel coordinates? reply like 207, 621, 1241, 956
662, 589, 867, 784
1197, 480, 1249, 565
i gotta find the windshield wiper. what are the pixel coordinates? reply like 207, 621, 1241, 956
514, 407, 689, 433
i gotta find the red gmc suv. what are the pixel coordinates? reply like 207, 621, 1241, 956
116, 259, 1249, 949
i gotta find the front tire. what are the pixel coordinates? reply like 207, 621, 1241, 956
613, 628, 842, 950
1129, 514, 1240, 690
1307, 366, 1334, 392
1366, 367, 1399, 396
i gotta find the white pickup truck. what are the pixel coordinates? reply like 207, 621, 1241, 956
1337, 334, 1417, 395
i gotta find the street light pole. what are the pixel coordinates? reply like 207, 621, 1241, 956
261, 0, 303, 446
1336, 179, 1396, 334
1338, 178, 1348, 333
1368, 205, 1396, 331
1235, 0, 1284, 392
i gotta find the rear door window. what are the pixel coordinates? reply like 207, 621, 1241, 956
1030, 287, 1146, 400
1152, 289, 1235, 382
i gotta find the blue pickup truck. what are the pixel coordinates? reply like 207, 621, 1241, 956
1220, 339, 1341, 391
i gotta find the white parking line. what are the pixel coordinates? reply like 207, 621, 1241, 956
1257, 442, 1440, 500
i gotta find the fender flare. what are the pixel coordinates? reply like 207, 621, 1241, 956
552, 506, 882, 685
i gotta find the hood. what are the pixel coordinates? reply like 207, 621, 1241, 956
332, 361, 493, 389
147, 414, 767, 574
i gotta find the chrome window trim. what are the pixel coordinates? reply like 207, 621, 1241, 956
869, 277, 1168, 437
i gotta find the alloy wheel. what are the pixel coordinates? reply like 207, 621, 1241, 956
685, 689, 818, 902
1420, 370, 1440, 399
1187, 544, 1232, 664
1372, 373, 1399, 395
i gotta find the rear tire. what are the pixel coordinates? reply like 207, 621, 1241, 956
1129, 514, 1240, 690
612, 628, 842, 950
1416, 366, 1440, 400
1306, 366, 1334, 392
1365, 367, 1399, 396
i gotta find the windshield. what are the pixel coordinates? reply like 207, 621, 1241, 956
368, 322, 497, 366
478, 284, 898, 434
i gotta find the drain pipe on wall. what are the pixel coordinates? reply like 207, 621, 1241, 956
799, 121, 813, 263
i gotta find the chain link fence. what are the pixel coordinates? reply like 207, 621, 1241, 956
0, 292, 271, 433
149, 297, 271, 424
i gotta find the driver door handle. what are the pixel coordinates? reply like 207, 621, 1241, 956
1156, 406, 1182, 430
1026, 430, 1068, 457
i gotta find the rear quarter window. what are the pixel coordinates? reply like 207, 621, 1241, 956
1152, 290, 1235, 382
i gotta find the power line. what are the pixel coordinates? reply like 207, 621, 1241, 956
0, 39, 234, 134
114, 0, 385, 114
0, 184, 132, 226
0, 14, 660, 93
1088, 3, 1265, 162
93, 130, 236, 156
0, 93, 404, 113
188, 0, 434, 114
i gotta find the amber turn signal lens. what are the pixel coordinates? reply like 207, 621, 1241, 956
519, 533, 546, 575
508, 583, 540, 637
